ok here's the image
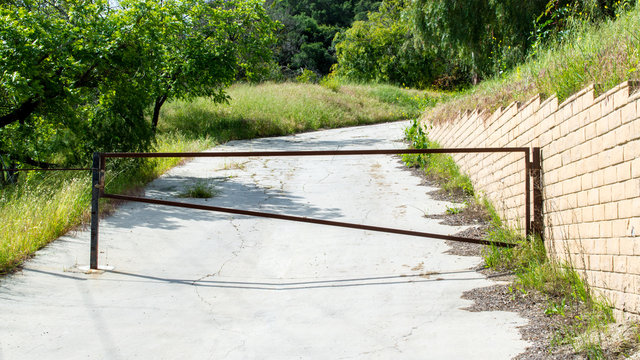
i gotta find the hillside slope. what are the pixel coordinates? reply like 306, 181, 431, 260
424, 4, 640, 124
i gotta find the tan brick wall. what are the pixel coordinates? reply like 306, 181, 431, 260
425, 81, 640, 320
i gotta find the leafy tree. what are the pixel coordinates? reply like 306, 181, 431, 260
0, 0, 276, 166
408, 0, 636, 83
146, 0, 277, 130
333, 0, 439, 88
265, 0, 380, 76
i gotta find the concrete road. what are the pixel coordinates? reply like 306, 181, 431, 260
0, 121, 529, 359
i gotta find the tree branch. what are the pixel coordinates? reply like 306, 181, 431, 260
19, 156, 57, 169
0, 98, 40, 128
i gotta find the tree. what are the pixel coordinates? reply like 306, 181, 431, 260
408, 0, 527, 82
265, 0, 380, 76
146, 0, 278, 130
0, 0, 276, 166
333, 0, 438, 88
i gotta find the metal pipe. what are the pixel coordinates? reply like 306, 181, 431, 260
525, 148, 531, 238
89, 153, 101, 270
103, 148, 530, 159
532, 148, 544, 239
102, 193, 517, 248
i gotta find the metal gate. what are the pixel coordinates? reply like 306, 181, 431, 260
89, 147, 543, 270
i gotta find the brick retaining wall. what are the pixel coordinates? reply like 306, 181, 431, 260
426, 81, 640, 319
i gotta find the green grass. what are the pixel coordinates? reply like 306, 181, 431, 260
481, 199, 615, 358
426, 4, 640, 124
0, 81, 438, 274
0, 173, 91, 272
0, 135, 213, 274
485, 236, 614, 357
178, 180, 219, 199
158, 82, 441, 141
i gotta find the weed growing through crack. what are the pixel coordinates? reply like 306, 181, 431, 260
178, 181, 219, 199
445, 205, 465, 215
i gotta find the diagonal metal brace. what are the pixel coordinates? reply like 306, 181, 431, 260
101, 193, 517, 248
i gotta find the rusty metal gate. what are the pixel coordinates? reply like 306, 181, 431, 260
88, 147, 543, 270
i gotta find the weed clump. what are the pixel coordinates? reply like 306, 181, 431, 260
482, 198, 615, 358
178, 181, 219, 199
402, 119, 474, 197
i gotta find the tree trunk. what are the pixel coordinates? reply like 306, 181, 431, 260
151, 95, 168, 132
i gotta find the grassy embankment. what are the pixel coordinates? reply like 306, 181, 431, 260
409, 5, 640, 358
426, 5, 640, 124
0, 82, 442, 274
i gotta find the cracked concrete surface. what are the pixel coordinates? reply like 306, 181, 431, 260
0, 121, 529, 359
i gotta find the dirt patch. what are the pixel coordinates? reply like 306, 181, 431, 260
425, 187, 469, 204
445, 228, 487, 257
425, 200, 490, 225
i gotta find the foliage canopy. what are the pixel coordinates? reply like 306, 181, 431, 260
332, 0, 636, 88
265, 0, 379, 77
0, 0, 276, 167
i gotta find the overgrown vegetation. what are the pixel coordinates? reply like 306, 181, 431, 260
0, 82, 435, 274
403, 119, 618, 357
402, 120, 473, 196
332, 0, 636, 89
425, 2, 640, 123
333, 0, 437, 88
158, 82, 441, 140
483, 223, 617, 357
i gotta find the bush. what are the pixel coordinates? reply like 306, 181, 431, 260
296, 69, 319, 84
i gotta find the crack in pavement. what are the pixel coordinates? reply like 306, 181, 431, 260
191, 217, 248, 311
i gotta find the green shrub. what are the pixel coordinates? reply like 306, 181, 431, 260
319, 74, 341, 92
296, 69, 318, 84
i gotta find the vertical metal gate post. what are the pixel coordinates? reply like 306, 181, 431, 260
89, 152, 104, 270
532, 147, 544, 240
525, 148, 531, 238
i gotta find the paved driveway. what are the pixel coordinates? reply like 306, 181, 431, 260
0, 121, 528, 359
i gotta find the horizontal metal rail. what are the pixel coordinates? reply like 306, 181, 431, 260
102, 193, 517, 248
0, 168, 92, 172
103, 148, 529, 158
